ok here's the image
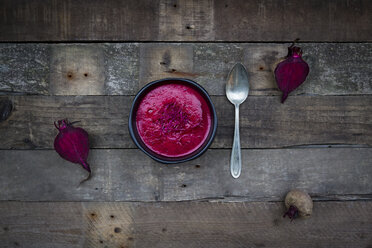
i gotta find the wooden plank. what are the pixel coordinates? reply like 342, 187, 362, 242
243, 43, 372, 96
0, 44, 50, 94
50, 45, 105, 95
0, 95, 134, 149
1, 0, 371, 42
1, 43, 371, 96
0, 43, 141, 95
1, 201, 372, 248
158, 0, 214, 41
0, 0, 159, 42
104, 43, 140, 95
0, 149, 159, 201
139, 43, 194, 87
0, 149, 371, 201
214, 0, 372, 42
0, 95, 371, 149
0, 202, 84, 248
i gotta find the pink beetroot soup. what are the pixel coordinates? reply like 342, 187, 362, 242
136, 83, 212, 157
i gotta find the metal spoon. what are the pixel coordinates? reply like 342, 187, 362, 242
226, 63, 249, 178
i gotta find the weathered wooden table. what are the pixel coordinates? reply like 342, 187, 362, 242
1, 1, 372, 247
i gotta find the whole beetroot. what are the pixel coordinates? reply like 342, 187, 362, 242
283, 189, 313, 221
54, 119, 91, 184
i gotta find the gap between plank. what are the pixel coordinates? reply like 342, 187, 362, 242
0, 145, 370, 151
1, 195, 372, 203
1, 40, 372, 44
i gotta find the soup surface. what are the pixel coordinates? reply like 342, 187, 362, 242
136, 83, 212, 157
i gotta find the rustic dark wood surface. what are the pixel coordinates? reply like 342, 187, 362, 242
1, 0, 371, 41
0, 0, 371, 247
1, 201, 372, 248
0, 95, 371, 149
0, 148, 371, 202
1, 43, 371, 96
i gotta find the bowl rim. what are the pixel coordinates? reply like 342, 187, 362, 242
128, 78, 218, 164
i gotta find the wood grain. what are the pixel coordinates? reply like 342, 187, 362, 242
1, 43, 371, 96
1, 2, 371, 247
1, 0, 371, 41
0, 148, 371, 201
0, 44, 50, 94
158, 0, 214, 41
0, 0, 159, 42
139, 43, 194, 87
0, 95, 371, 149
214, 0, 372, 42
1, 201, 372, 248
0, 202, 84, 248
50, 45, 105, 95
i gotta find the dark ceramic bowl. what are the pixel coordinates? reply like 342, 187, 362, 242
128, 78, 217, 164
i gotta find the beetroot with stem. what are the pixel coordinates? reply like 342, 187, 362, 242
54, 119, 91, 184
274, 39, 310, 103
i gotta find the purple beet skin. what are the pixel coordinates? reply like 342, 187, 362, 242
54, 119, 91, 183
274, 44, 309, 103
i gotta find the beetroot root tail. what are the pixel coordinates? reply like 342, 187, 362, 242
78, 171, 92, 186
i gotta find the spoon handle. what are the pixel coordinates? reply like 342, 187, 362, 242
231, 104, 241, 178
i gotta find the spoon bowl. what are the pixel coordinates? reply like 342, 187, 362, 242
226, 63, 249, 105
